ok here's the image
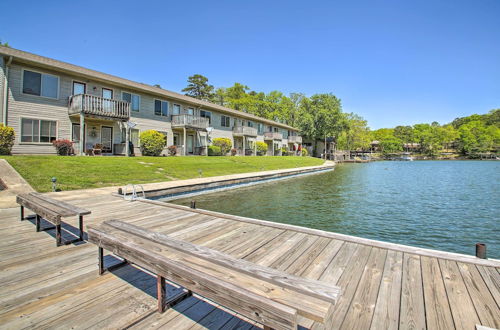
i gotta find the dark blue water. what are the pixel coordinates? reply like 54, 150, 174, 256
174, 161, 500, 258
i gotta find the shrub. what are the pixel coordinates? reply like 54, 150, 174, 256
167, 145, 177, 156
208, 145, 221, 156
256, 141, 268, 156
281, 147, 288, 155
301, 148, 309, 156
230, 148, 237, 156
212, 137, 232, 155
139, 130, 167, 156
52, 139, 73, 155
0, 124, 15, 155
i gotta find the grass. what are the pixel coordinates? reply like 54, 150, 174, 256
1, 156, 324, 192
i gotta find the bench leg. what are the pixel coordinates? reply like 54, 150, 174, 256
20, 206, 24, 221
35, 214, 40, 232
79, 215, 84, 241
56, 224, 62, 246
98, 247, 104, 275
263, 327, 275, 330
157, 275, 166, 313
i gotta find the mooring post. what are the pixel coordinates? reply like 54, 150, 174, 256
190, 200, 196, 209
476, 243, 486, 259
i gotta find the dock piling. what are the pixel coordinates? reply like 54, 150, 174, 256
190, 201, 196, 209
476, 243, 486, 259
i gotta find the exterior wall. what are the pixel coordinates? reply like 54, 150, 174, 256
0, 56, 4, 123
5, 60, 299, 155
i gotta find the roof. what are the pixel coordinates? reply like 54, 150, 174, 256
0, 46, 299, 131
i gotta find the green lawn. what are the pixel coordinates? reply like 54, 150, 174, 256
1, 156, 324, 192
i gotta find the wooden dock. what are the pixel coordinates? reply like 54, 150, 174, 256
0, 192, 498, 329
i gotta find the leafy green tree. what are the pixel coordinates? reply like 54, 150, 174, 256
394, 126, 414, 143
182, 74, 214, 101
0, 39, 10, 47
337, 113, 371, 150
380, 138, 403, 154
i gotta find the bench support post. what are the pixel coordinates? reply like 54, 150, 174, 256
20, 206, 24, 221
263, 326, 275, 330
35, 214, 41, 232
79, 215, 84, 241
98, 247, 104, 275
56, 224, 62, 246
157, 275, 166, 313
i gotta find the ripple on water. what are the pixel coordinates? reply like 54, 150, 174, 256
172, 161, 500, 259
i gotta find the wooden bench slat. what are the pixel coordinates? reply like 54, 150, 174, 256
90, 222, 335, 327
16, 195, 61, 223
18, 194, 75, 218
105, 219, 341, 303
29, 193, 91, 216
88, 227, 298, 330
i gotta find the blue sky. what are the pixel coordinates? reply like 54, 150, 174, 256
2, 0, 499, 129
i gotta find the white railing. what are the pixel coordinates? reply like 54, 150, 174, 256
264, 132, 283, 140
233, 126, 258, 136
171, 114, 209, 129
288, 135, 302, 143
68, 94, 130, 119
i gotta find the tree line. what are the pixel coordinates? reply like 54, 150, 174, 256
180, 74, 499, 157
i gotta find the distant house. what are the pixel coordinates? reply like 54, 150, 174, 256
0, 46, 303, 156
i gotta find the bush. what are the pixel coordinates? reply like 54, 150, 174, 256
139, 130, 167, 156
230, 148, 237, 156
0, 124, 15, 155
208, 145, 221, 156
52, 139, 73, 155
281, 147, 288, 155
256, 141, 268, 156
212, 137, 232, 155
167, 145, 177, 156
301, 148, 309, 156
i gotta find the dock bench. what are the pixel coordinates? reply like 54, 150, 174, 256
17, 193, 91, 246
88, 220, 341, 330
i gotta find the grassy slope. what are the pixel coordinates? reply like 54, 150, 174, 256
1, 156, 324, 192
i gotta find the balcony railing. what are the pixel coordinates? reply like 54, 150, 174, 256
264, 132, 283, 140
171, 114, 209, 130
233, 126, 257, 136
68, 94, 130, 120
288, 135, 302, 143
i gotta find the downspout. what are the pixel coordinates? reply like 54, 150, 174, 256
2, 56, 13, 125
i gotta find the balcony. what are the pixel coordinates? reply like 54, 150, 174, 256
264, 132, 283, 140
288, 135, 302, 143
171, 114, 209, 130
233, 126, 257, 137
68, 94, 130, 120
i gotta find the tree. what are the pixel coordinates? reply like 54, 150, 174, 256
380, 138, 403, 154
0, 39, 10, 47
394, 126, 414, 143
182, 74, 214, 101
337, 113, 371, 150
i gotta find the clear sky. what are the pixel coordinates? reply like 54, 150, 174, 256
2, 0, 499, 129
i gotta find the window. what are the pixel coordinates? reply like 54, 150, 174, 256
130, 129, 139, 146
102, 88, 113, 99
72, 81, 86, 95
172, 104, 181, 115
258, 123, 264, 134
187, 108, 194, 115
221, 115, 231, 127
72, 123, 82, 142
200, 110, 211, 124
22, 70, 59, 98
248, 121, 254, 128
122, 92, 140, 111
154, 100, 169, 116
21, 118, 57, 143
173, 134, 179, 146
121, 127, 127, 143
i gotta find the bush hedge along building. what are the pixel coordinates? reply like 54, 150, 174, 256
0, 46, 303, 156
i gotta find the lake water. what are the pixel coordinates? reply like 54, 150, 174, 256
173, 161, 500, 259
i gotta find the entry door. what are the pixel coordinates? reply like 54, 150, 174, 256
187, 135, 194, 154
101, 126, 113, 153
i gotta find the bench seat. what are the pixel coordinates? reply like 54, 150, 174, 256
88, 220, 341, 330
17, 193, 91, 246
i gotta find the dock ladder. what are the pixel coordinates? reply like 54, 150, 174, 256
123, 184, 146, 201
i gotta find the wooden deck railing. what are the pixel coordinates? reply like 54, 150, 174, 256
233, 126, 258, 136
171, 114, 209, 130
288, 135, 302, 143
68, 94, 130, 120
264, 132, 283, 140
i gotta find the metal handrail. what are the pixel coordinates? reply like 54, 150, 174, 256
123, 184, 146, 201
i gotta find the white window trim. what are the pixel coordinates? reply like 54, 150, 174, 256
154, 99, 169, 117
71, 80, 87, 95
21, 68, 60, 100
121, 91, 141, 112
19, 116, 58, 145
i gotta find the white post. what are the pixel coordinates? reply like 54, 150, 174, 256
183, 127, 187, 156
204, 133, 208, 156
254, 139, 257, 156
272, 141, 274, 156
79, 113, 85, 156
125, 125, 130, 157
243, 136, 246, 156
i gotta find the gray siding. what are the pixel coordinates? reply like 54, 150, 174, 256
0, 56, 4, 124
